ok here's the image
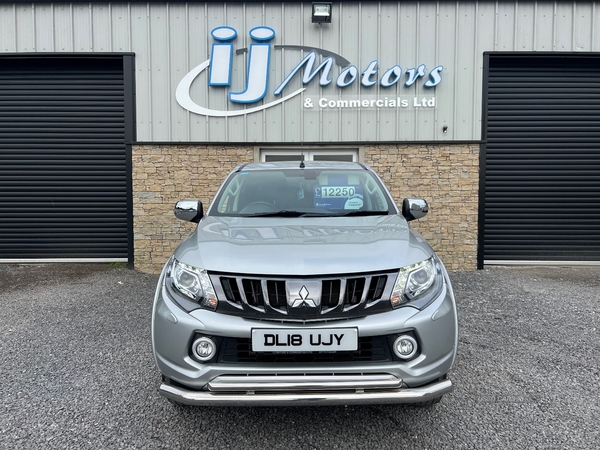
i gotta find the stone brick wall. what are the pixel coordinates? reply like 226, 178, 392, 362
132, 145, 254, 273
133, 144, 479, 273
366, 144, 479, 271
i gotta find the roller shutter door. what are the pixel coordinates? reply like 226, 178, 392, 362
483, 55, 600, 263
0, 57, 129, 261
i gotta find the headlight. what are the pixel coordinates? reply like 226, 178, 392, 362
170, 259, 218, 310
390, 256, 443, 309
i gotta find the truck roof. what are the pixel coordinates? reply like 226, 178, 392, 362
236, 161, 368, 171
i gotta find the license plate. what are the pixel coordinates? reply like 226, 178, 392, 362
251, 328, 358, 353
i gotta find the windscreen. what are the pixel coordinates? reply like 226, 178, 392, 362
210, 168, 395, 216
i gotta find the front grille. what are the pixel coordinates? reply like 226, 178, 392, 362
211, 271, 396, 320
218, 336, 392, 363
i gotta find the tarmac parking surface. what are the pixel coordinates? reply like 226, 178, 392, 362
0, 263, 598, 449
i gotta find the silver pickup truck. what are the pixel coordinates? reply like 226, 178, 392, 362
152, 161, 458, 406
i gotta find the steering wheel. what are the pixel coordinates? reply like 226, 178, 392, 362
239, 201, 278, 214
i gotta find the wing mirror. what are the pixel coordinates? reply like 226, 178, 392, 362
174, 200, 204, 223
402, 198, 429, 221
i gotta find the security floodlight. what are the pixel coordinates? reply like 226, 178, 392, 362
312, 3, 332, 23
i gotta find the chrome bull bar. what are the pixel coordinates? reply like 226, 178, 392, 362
159, 375, 453, 406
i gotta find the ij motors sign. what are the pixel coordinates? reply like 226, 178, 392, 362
176, 26, 443, 117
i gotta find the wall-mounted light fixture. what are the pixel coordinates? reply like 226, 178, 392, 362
312, 2, 332, 23
443, 125, 448, 133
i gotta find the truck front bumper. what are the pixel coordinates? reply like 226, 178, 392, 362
152, 264, 459, 406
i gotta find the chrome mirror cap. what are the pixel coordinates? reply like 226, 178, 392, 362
402, 198, 429, 221
174, 200, 204, 223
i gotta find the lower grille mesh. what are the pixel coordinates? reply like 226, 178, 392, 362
218, 336, 392, 364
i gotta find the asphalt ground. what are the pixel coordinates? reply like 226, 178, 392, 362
0, 263, 598, 450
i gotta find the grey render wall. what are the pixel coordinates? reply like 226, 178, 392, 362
2, 1, 600, 143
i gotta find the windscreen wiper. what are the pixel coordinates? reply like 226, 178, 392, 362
243, 210, 390, 218
243, 210, 327, 218
333, 210, 390, 217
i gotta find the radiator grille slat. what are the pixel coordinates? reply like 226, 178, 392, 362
242, 279, 264, 307
321, 280, 341, 308
344, 278, 365, 305
266, 280, 287, 308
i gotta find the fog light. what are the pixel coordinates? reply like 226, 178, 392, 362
192, 337, 217, 362
393, 335, 418, 359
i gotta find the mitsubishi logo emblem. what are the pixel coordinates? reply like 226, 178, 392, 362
290, 285, 317, 308
286, 280, 322, 311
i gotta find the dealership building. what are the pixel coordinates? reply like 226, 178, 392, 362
1, 0, 599, 273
